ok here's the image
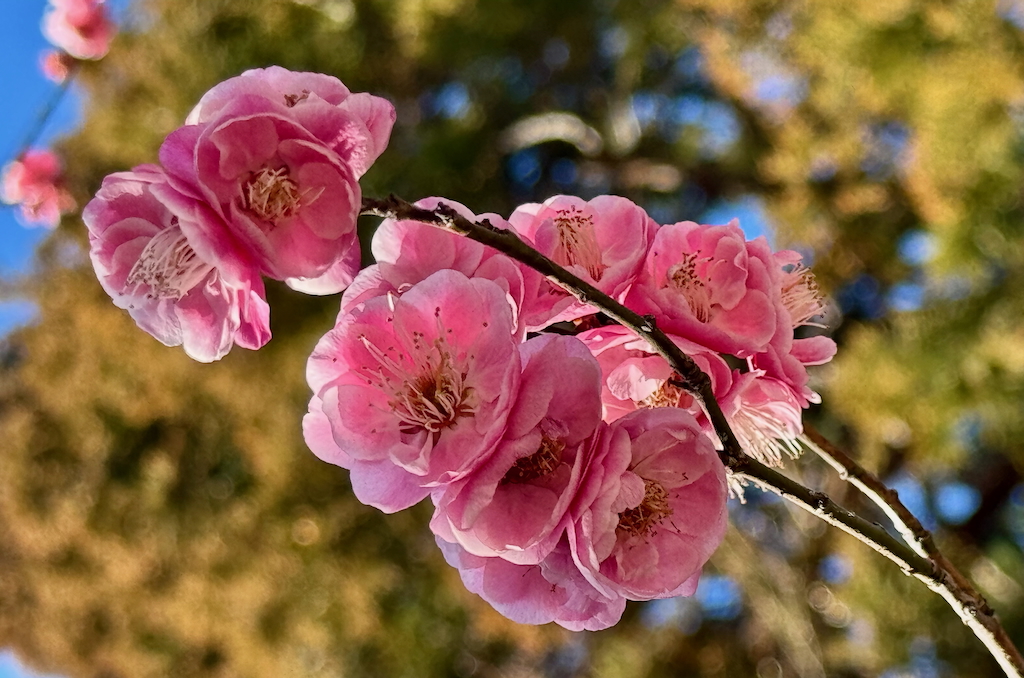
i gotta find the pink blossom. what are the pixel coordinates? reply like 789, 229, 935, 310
438, 536, 626, 631
568, 408, 728, 601
625, 219, 782, 357
580, 325, 808, 466
185, 66, 395, 181
159, 110, 358, 288
577, 325, 729, 423
1, 149, 75, 229
42, 0, 114, 60
83, 165, 271, 362
304, 270, 521, 512
159, 67, 395, 294
40, 50, 75, 83
752, 332, 836, 410
341, 198, 525, 336
716, 370, 805, 465
508, 195, 655, 331
431, 334, 602, 564
751, 249, 837, 407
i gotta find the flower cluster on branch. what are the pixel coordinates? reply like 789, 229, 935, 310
83, 67, 835, 630
83, 67, 395, 361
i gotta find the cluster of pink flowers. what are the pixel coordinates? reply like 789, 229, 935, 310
578, 218, 837, 466
83, 66, 396, 361
304, 192, 833, 628
86, 67, 835, 630
2, 149, 76, 229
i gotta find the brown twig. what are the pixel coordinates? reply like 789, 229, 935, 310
801, 425, 1024, 677
360, 194, 1024, 678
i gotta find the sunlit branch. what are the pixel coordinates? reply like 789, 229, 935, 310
801, 425, 1024, 678
361, 193, 1024, 678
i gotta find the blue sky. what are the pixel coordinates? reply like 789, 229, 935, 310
0, 652, 62, 678
0, 6, 111, 677
0, 0, 86, 335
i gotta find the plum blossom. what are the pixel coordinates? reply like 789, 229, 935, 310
431, 334, 602, 564
159, 109, 359, 287
717, 370, 805, 465
438, 537, 626, 631
341, 197, 525, 335
508, 195, 655, 331
578, 325, 730, 423
2, 149, 75, 229
40, 50, 75, 83
83, 165, 271, 362
625, 219, 782, 357
304, 270, 521, 512
568, 407, 728, 601
579, 325, 808, 466
185, 66, 395, 179
159, 67, 395, 294
752, 249, 837, 407
42, 0, 115, 60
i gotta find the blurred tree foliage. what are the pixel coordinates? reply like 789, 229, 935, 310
2, 0, 1024, 676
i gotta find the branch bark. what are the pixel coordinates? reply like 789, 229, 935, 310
801, 425, 1024, 678
360, 194, 1024, 678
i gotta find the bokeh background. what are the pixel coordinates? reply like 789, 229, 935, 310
2, 0, 1024, 676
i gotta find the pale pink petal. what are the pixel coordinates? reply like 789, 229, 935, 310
437, 537, 626, 631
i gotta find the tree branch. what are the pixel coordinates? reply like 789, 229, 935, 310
360, 194, 1024, 678
801, 425, 1024, 678
6, 63, 78, 165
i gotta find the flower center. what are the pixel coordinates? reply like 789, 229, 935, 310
241, 166, 310, 225
617, 479, 673, 537
552, 206, 604, 281
667, 252, 712, 323
358, 312, 476, 438
501, 436, 565, 484
125, 225, 214, 300
391, 350, 474, 434
780, 264, 825, 327
639, 374, 686, 409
